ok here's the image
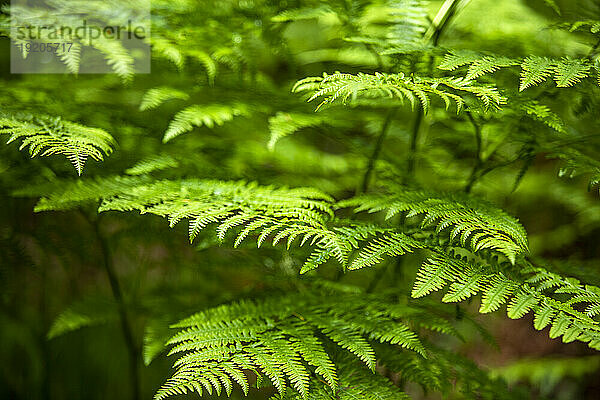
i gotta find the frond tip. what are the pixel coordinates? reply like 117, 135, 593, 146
0, 113, 115, 175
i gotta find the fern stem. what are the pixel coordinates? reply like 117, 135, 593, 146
406, 0, 463, 182
464, 111, 483, 193
586, 37, 600, 59
405, 108, 423, 182
359, 109, 395, 193
92, 216, 140, 400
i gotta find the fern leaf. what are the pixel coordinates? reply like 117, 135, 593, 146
125, 154, 179, 175
348, 232, 423, 270
519, 56, 555, 91
553, 58, 591, 88
163, 104, 248, 143
0, 113, 115, 175
139, 87, 190, 111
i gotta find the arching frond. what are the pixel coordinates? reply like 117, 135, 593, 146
157, 292, 430, 399
0, 113, 115, 175
163, 104, 249, 143
411, 251, 600, 349
139, 87, 190, 111
125, 154, 179, 175
293, 72, 505, 113
340, 191, 529, 263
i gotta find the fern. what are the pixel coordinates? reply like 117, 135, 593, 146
125, 154, 179, 175
293, 72, 505, 113
0, 113, 115, 175
139, 87, 190, 111
268, 112, 334, 150
411, 251, 600, 349
340, 191, 529, 263
553, 58, 592, 87
163, 104, 249, 143
157, 292, 431, 399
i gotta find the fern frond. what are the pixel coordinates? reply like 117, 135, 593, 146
553, 58, 592, 88
411, 251, 600, 349
139, 87, 190, 111
293, 72, 505, 113
520, 56, 555, 91
268, 112, 331, 150
340, 191, 528, 263
465, 56, 519, 80
158, 292, 427, 399
520, 101, 566, 133
438, 50, 482, 71
348, 232, 424, 270
271, 5, 337, 22
0, 113, 115, 175
47, 296, 117, 339
125, 154, 179, 175
163, 104, 249, 143
553, 150, 600, 193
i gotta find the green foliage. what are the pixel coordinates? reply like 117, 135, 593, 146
411, 251, 600, 349
3, 0, 600, 399
0, 113, 115, 175
294, 72, 505, 113
163, 104, 249, 143
157, 291, 430, 399
340, 191, 528, 263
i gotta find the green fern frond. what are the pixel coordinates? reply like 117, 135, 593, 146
553, 58, 592, 87
47, 296, 117, 339
163, 104, 249, 143
520, 101, 566, 133
465, 56, 519, 80
348, 232, 424, 270
0, 113, 115, 175
411, 251, 600, 349
567, 20, 600, 34
125, 154, 179, 175
139, 87, 190, 111
271, 5, 337, 22
340, 191, 528, 263
90, 36, 136, 82
519, 56, 556, 91
293, 72, 505, 113
157, 292, 427, 399
268, 112, 331, 150
438, 50, 483, 71
553, 150, 600, 193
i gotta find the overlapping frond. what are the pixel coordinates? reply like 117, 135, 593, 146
339, 191, 529, 263
411, 251, 600, 349
439, 52, 597, 91
156, 292, 431, 399
293, 72, 505, 113
0, 113, 115, 175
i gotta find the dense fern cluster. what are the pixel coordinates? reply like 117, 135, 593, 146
2, 0, 600, 399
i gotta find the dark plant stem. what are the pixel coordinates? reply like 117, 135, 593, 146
586, 37, 600, 59
405, 0, 461, 183
406, 109, 423, 182
464, 111, 483, 193
92, 217, 140, 400
359, 109, 396, 194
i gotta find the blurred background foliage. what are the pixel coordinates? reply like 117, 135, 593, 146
1, 0, 600, 399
